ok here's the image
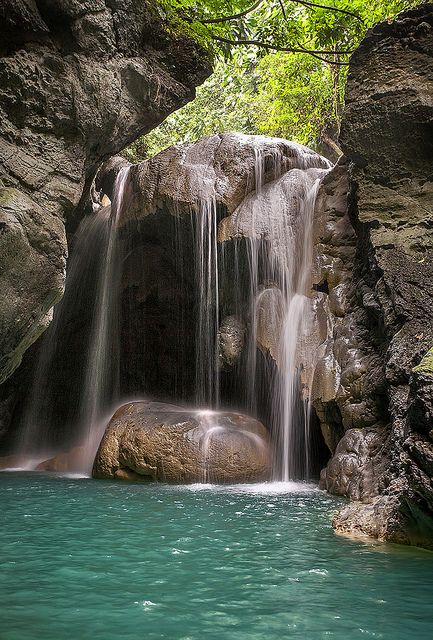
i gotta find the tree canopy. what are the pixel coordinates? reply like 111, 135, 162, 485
124, 0, 422, 162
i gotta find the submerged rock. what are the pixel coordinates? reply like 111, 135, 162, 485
35, 447, 86, 473
93, 402, 271, 483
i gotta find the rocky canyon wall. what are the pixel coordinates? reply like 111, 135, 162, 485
0, 0, 210, 386
316, 4, 433, 548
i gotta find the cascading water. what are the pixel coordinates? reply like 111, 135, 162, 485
219, 143, 330, 480
15, 211, 111, 461
274, 178, 322, 480
7, 133, 330, 482
77, 166, 130, 470
195, 196, 220, 408
14, 167, 130, 472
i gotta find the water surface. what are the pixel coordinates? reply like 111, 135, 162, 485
1, 473, 432, 640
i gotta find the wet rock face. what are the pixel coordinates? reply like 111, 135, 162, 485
218, 316, 246, 370
0, 0, 210, 384
319, 428, 389, 501
96, 135, 329, 406
317, 6, 433, 548
93, 402, 271, 483
97, 134, 329, 226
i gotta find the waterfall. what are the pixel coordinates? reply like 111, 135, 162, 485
276, 179, 321, 481
78, 166, 130, 469
220, 144, 330, 480
195, 197, 220, 408
14, 168, 130, 471
8, 134, 330, 482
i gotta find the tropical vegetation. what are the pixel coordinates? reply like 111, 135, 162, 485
124, 0, 422, 161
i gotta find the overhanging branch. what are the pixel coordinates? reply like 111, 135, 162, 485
198, 0, 363, 25
290, 0, 363, 22
211, 34, 352, 63
200, 0, 266, 24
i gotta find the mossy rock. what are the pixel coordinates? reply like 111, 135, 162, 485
413, 348, 433, 376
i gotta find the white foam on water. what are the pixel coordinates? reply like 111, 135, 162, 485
174, 481, 318, 495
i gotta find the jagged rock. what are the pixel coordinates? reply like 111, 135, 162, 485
0, 0, 210, 384
408, 347, 433, 435
320, 5, 433, 548
92, 401, 271, 483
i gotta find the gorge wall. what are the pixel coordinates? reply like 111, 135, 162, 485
317, 4, 433, 547
0, 0, 210, 442
0, 0, 210, 387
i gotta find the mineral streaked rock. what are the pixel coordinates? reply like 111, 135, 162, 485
0, 0, 211, 383
93, 401, 271, 483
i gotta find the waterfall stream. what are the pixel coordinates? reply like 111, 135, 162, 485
78, 166, 130, 470
14, 168, 130, 471
218, 144, 329, 479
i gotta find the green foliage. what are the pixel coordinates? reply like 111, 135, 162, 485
413, 347, 433, 376
252, 53, 338, 147
123, 0, 424, 162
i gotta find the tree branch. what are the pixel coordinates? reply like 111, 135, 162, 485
199, 0, 266, 24
198, 0, 363, 25
211, 34, 352, 62
290, 0, 363, 23
278, 0, 287, 20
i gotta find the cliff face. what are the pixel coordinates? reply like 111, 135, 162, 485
0, 0, 210, 384
317, 5, 433, 548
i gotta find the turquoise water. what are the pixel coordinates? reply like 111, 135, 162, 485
1, 473, 433, 640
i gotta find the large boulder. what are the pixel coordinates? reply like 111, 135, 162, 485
0, 0, 211, 384
93, 401, 271, 483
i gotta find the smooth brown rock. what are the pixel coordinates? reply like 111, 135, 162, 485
93, 401, 271, 484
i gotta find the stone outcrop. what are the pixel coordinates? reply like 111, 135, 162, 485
0, 0, 210, 384
316, 5, 433, 549
97, 134, 329, 225
93, 401, 271, 483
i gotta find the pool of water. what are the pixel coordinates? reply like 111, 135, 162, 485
1, 473, 432, 640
